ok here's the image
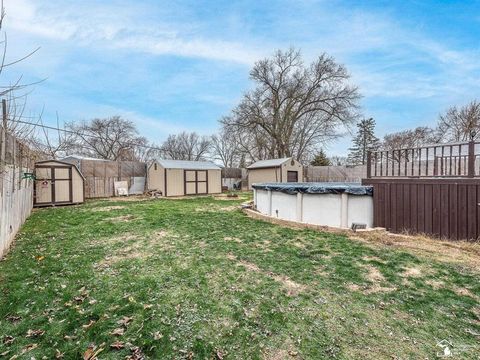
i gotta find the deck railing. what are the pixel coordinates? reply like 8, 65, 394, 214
366, 140, 480, 178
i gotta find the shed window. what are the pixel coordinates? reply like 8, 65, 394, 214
154, 163, 157, 171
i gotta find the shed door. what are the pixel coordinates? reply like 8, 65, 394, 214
287, 171, 298, 182
184, 170, 208, 195
35, 166, 73, 206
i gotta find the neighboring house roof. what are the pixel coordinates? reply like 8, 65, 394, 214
155, 159, 221, 170
247, 157, 292, 169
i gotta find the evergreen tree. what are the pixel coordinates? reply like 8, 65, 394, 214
310, 149, 331, 166
347, 118, 380, 165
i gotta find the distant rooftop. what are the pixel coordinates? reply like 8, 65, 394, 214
247, 157, 292, 169
156, 159, 221, 170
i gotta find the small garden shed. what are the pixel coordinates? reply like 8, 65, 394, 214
147, 160, 222, 197
247, 157, 303, 189
34, 160, 85, 207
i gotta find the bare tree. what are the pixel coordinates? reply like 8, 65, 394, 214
437, 100, 480, 142
329, 155, 347, 166
161, 131, 210, 161
211, 127, 241, 167
221, 48, 360, 161
27, 113, 76, 159
66, 116, 149, 161
382, 126, 439, 151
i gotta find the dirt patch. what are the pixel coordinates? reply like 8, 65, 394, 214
224, 236, 242, 243
425, 279, 445, 289
106, 215, 136, 222
96, 242, 150, 268
364, 264, 385, 282
348, 264, 396, 294
263, 349, 298, 360
227, 253, 307, 296
89, 233, 140, 247
196, 205, 238, 212
90, 205, 126, 212
453, 287, 480, 301
401, 267, 423, 278
362, 255, 386, 264
105, 196, 150, 202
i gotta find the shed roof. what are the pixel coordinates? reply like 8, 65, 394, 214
247, 157, 291, 169
156, 159, 221, 170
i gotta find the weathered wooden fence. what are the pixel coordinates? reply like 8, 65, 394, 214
61, 157, 146, 198
305, 165, 366, 183
0, 124, 37, 258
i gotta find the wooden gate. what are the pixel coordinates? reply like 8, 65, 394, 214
363, 178, 480, 241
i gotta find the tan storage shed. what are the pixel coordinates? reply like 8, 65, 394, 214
34, 160, 85, 207
147, 160, 222, 197
247, 157, 304, 189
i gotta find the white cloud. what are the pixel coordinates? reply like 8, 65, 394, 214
6, 0, 264, 65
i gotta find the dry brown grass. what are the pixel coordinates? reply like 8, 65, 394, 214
244, 208, 480, 271
353, 230, 480, 270
227, 253, 307, 296
90, 205, 126, 212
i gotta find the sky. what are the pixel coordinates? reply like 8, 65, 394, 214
4, 0, 480, 156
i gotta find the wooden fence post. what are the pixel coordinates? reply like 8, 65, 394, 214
366, 151, 372, 178
468, 140, 475, 178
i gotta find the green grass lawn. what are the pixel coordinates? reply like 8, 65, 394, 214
0, 194, 479, 359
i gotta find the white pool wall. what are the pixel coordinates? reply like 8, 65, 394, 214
253, 188, 373, 229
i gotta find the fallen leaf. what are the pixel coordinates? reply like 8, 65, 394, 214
117, 316, 133, 327
215, 349, 224, 360
26, 329, 45, 338
89, 299, 98, 305
74, 296, 86, 303
5, 314, 21, 323
21, 343, 38, 354
2, 335, 14, 345
110, 340, 125, 350
82, 320, 96, 330
110, 327, 125, 336
127, 346, 145, 360
83, 344, 104, 360
153, 331, 163, 340
55, 349, 64, 359
143, 304, 153, 310
36, 255, 45, 261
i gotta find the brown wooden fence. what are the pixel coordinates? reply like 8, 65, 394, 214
362, 178, 480, 241
61, 157, 146, 198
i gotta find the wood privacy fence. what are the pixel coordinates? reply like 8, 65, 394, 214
0, 124, 38, 257
363, 178, 480, 241
364, 140, 480, 240
305, 165, 366, 183
61, 157, 146, 198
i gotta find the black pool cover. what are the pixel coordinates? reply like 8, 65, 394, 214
252, 182, 373, 196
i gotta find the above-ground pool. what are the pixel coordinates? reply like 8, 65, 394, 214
252, 182, 374, 229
